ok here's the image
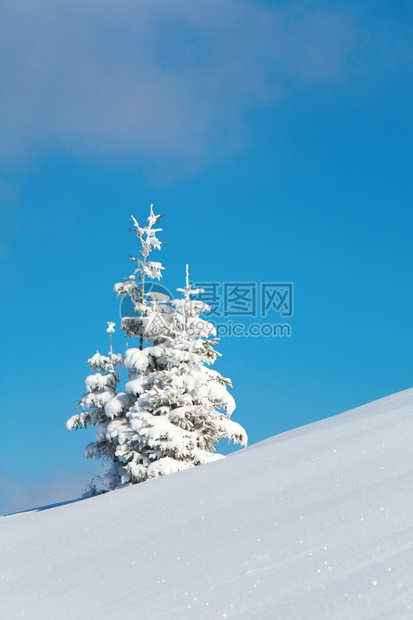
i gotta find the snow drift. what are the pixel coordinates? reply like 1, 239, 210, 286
1, 389, 413, 619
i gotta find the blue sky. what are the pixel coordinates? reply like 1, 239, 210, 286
1, 0, 412, 514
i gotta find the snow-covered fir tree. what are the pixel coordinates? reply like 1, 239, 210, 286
106, 266, 247, 484
66, 323, 131, 489
68, 207, 247, 491
67, 206, 168, 489
114, 205, 167, 348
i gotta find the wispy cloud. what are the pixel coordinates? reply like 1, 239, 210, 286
0, 0, 407, 172
0, 471, 86, 515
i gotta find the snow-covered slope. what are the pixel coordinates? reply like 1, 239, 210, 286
1, 389, 413, 619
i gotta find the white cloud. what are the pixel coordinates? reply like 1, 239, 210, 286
0, 1, 360, 171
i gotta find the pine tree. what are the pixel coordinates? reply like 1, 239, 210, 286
66, 324, 132, 490
108, 266, 247, 484
114, 205, 166, 348
67, 206, 170, 490
68, 207, 247, 492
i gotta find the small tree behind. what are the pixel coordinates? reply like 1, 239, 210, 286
66, 326, 131, 489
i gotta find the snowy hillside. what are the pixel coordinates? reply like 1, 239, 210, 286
1, 389, 413, 619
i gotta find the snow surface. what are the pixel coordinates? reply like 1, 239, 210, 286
1, 389, 413, 619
